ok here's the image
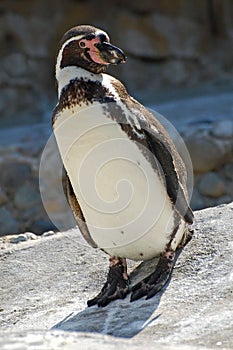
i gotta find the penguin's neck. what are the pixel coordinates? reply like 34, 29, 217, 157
56, 66, 103, 98
56, 66, 121, 105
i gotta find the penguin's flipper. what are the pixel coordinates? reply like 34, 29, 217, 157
65, 174, 98, 248
144, 129, 194, 224
87, 257, 129, 307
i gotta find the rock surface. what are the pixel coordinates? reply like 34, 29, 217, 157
0, 1, 233, 127
0, 203, 233, 349
198, 172, 226, 198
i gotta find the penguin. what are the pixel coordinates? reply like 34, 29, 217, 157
52, 25, 194, 307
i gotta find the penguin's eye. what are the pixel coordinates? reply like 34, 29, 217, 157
79, 41, 86, 48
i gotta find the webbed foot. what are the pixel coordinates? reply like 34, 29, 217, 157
130, 249, 175, 301
87, 257, 129, 307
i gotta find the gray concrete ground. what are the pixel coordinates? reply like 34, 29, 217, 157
0, 203, 233, 349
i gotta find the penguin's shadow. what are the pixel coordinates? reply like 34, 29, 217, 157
52, 257, 172, 338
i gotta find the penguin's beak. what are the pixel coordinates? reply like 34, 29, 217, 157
95, 42, 126, 65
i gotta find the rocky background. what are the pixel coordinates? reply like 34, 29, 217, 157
0, 0, 232, 235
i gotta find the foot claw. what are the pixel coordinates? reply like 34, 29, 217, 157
130, 288, 147, 302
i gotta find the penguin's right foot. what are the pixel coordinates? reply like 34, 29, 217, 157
87, 257, 129, 307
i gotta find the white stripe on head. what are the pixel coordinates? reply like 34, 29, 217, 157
96, 30, 110, 42
56, 35, 84, 81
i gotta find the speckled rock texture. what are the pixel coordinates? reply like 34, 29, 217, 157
0, 203, 232, 349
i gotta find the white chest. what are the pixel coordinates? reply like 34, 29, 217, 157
54, 101, 183, 260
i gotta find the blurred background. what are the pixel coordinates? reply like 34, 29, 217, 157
0, 0, 232, 236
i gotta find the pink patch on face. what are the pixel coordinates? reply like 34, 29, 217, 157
80, 36, 109, 65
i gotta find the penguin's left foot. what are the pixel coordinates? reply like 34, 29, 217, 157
130, 249, 176, 302
87, 257, 129, 307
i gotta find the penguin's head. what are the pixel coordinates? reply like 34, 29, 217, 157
56, 25, 126, 75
